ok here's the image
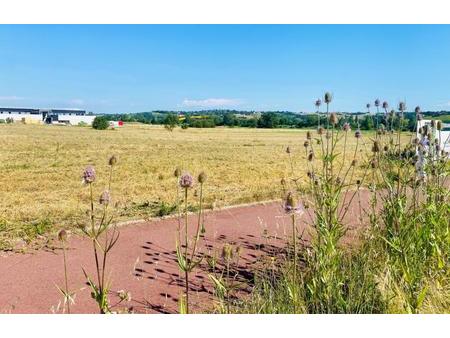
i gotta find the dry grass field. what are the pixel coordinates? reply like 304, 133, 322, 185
0, 123, 409, 249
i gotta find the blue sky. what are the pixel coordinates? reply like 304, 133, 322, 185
1, 25, 450, 113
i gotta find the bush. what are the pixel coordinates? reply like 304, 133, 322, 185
92, 116, 110, 130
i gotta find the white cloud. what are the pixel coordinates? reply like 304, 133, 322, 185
182, 98, 241, 108
0, 96, 25, 101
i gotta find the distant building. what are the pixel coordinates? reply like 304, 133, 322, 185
0, 107, 96, 125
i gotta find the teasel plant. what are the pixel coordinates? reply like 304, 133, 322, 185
292, 93, 374, 312
368, 106, 450, 313
55, 229, 75, 314
175, 171, 207, 314
207, 243, 243, 314
79, 156, 120, 314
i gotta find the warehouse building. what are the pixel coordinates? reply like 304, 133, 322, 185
0, 107, 96, 125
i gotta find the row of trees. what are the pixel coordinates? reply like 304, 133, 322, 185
107, 110, 432, 131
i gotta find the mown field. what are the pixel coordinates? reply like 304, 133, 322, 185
0, 123, 408, 249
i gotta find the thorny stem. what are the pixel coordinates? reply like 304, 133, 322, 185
184, 187, 190, 314
292, 212, 297, 313
62, 241, 70, 314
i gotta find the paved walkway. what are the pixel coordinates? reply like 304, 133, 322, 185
0, 193, 366, 314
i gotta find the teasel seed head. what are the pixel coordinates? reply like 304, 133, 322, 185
198, 171, 207, 184
413, 137, 419, 145
284, 191, 303, 214
329, 112, 339, 125
317, 126, 324, 135
372, 141, 380, 153
286, 146, 291, 154
398, 102, 406, 112
355, 130, 362, 139
174, 167, 182, 178
356, 179, 361, 186
82, 165, 96, 184
370, 159, 377, 169
304, 140, 310, 148
324, 92, 332, 104
342, 122, 351, 132
108, 155, 118, 166
437, 120, 442, 131
366, 103, 371, 110
351, 159, 357, 167
280, 178, 286, 186
221, 243, 233, 262
307, 152, 314, 162
99, 190, 111, 205
389, 109, 395, 117
414, 106, 420, 114
375, 99, 380, 107
306, 131, 312, 140
235, 245, 243, 258
436, 144, 441, 152
383, 145, 389, 152
382, 101, 389, 110
58, 229, 68, 242
315, 99, 322, 108
431, 119, 436, 128
179, 172, 194, 189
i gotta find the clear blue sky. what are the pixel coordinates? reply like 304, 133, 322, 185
1, 25, 449, 113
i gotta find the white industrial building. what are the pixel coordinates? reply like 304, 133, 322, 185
0, 107, 96, 125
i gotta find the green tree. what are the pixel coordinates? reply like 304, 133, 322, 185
92, 116, 110, 130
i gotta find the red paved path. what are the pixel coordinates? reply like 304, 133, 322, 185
0, 195, 365, 314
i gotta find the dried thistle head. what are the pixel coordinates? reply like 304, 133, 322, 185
355, 130, 362, 139
431, 119, 436, 128
382, 101, 389, 110
284, 191, 303, 214
317, 126, 324, 135
351, 159, 357, 167
366, 103, 371, 110
306, 131, 312, 140
437, 120, 442, 131
173, 167, 182, 178
286, 146, 291, 154
58, 229, 68, 242
324, 92, 332, 104
415, 106, 421, 114
304, 140, 310, 148
315, 99, 322, 108
371, 159, 377, 169
342, 122, 351, 132
375, 99, 380, 107
372, 140, 380, 153
179, 173, 194, 189
198, 171, 207, 184
307, 152, 314, 162
99, 190, 111, 205
221, 243, 233, 262
82, 165, 96, 184
398, 102, 406, 112
280, 178, 286, 186
329, 112, 338, 125
108, 155, 118, 166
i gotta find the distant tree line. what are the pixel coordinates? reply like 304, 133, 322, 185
106, 110, 449, 131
